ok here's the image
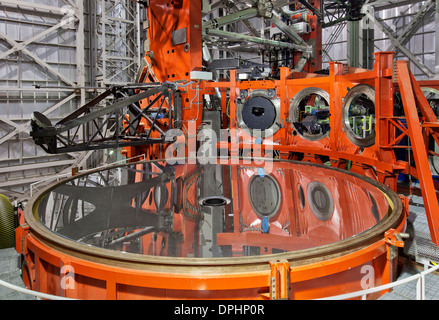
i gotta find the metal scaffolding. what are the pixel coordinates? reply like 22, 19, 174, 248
94, 0, 141, 86
0, 0, 437, 202
323, 0, 437, 80
0, 0, 141, 201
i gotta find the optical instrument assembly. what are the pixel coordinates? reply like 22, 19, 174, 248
16, 0, 439, 299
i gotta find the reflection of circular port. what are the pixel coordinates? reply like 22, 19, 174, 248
237, 89, 280, 138
248, 174, 281, 219
298, 185, 305, 210
199, 196, 231, 207
308, 181, 334, 221
342, 84, 375, 147
289, 88, 330, 141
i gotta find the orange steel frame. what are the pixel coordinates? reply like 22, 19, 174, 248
15, 1, 439, 300
16, 188, 408, 300
132, 50, 439, 246
291, 1, 322, 73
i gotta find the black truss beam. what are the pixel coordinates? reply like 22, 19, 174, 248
30, 84, 180, 154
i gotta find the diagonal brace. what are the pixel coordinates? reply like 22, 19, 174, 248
397, 61, 439, 245
0, 30, 76, 86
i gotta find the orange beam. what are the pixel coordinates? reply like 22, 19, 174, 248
397, 61, 439, 245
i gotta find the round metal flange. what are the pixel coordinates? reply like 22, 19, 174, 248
248, 174, 281, 219
342, 84, 376, 148
289, 87, 330, 141
307, 181, 334, 221
236, 89, 281, 138
198, 196, 231, 207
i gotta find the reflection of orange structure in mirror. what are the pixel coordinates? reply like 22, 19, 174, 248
59, 159, 392, 258
218, 161, 392, 255
33, 161, 393, 258
18, 158, 407, 299
118, 161, 391, 258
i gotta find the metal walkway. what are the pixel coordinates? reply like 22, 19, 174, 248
379, 191, 439, 300
403, 193, 439, 264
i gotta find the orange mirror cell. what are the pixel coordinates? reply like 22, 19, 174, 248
19, 158, 406, 300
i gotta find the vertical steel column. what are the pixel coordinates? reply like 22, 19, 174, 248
374, 52, 397, 190
348, 20, 360, 68
329, 61, 344, 152
229, 69, 237, 131
279, 67, 288, 147
88, 0, 97, 88
436, 0, 439, 79
360, 7, 374, 70
76, 0, 86, 106
375, 52, 395, 146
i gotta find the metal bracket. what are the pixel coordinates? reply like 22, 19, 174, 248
15, 223, 30, 256
269, 259, 290, 300
385, 228, 407, 247
385, 228, 409, 261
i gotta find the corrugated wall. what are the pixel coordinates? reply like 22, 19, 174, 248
0, 0, 140, 201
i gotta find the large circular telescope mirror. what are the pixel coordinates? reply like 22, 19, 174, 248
26, 158, 404, 267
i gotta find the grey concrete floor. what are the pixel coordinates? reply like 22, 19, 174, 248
0, 247, 35, 300
379, 191, 439, 300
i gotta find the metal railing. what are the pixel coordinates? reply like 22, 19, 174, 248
1, 262, 438, 300
0, 279, 75, 300
316, 263, 439, 300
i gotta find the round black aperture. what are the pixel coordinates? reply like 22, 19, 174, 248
248, 175, 281, 219
308, 181, 334, 221
241, 96, 276, 130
